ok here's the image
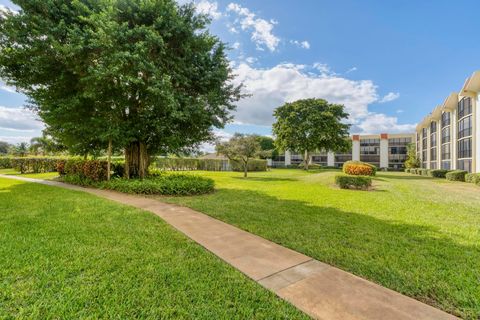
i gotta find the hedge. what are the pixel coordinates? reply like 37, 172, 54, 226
342, 161, 377, 176
154, 158, 267, 172
335, 174, 372, 190
445, 170, 468, 182
62, 173, 215, 196
429, 169, 449, 178
0, 157, 11, 169
98, 174, 215, 196
465, 173, 480, 185
61, 159, 124, 182
9, 157, 63, 174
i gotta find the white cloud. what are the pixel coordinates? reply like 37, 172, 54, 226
0, 106, 44, 131
231, 63, 415, 134
227, 3, 280, 52
352, 113, 415, 134
245, 56, 257, 64
0, 84, 16, 93
195, 0, 221, 19
200, 130, 232, 153
346, 67, 358, 73
0, 4, 18, 16
232, 41, 241, 49
290, 40, 310, 49
379, 91, 400, 103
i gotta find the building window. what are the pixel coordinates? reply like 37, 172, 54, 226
441, 112, 450, 127
457, 97, 472, 119
458, 116, 472, 139
430, 147, 437, 161
430, 131, 437, 148
457, 159, 472, 173
441, 127, 450, 144
430, 162, 437, 169
441, 161, 451, 170
457, 138, 472, 159
441, 144, 450, 160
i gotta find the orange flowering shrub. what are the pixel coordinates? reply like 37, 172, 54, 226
342, 161, 376, 176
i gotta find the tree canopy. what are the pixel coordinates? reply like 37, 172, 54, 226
216, 133, 262, 177
0, 0, 241, 178
272, 98, 350, 169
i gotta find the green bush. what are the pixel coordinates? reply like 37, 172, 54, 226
465, 173, 480, 185
0, 157, 12, 169
335, 174, 372, 190
10, 157, 63, 174
285, 164, 299, 169
404, 168, 410, 173
445, 170, 468, 182
417, 168, 428, 176
63, 159, 112, 181
98, 174, 215, 196
429, 169, 449, 178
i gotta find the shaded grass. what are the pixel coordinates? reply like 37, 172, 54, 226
163, 169, 480, 319
0, 178, 307, 319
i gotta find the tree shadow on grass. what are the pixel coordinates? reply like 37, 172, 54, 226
232, 177, 297, 182
376, 173, 433, 180
192, 188, 479, 319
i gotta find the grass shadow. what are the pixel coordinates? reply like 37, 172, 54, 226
232, 176, 297, 182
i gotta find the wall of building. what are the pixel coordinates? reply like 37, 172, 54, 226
272, 133, 414, 169
415, 71, 480, 173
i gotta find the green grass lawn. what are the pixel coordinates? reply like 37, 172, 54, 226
0, 177, 307, 319
163, 169, 480, 319
0, 168, 59, 180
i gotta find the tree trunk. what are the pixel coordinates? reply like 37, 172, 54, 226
303, 150, 309, 170
107, 139, 112, 181
243, 159, 248, 178
124, 141, 149, 179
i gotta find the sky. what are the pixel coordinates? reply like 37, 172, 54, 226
1, 0, 480, 146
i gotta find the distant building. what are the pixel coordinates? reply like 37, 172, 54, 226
272, 133, 414, 170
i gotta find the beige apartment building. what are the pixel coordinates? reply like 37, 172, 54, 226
416, 71, 480, 173
272, 133, 414, 170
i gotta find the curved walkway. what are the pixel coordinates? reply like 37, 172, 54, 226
1, 174, 458, 320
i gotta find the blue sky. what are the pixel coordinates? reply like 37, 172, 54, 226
1, 0, 479, 145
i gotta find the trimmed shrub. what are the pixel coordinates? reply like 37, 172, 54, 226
417, 168, 428, 176
10, 157, 63, 174
429, 169, 449, 178
98, 174, 215, 196
285, 164, 299, 169
0, 157, 12, 169
63, 159, 109, 181
465, 173, 480, 185
445, 170, 468, 182
342, 161, 376, 176
335, 174, 372, 190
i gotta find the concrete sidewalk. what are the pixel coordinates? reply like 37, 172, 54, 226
1, 174, 458, 320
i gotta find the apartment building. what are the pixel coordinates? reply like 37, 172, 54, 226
416, 71, 480, 173
272, 133, 414, 169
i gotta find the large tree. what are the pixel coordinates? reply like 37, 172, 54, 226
272, 98, 350, 170
0, 141, 10, 155
216, 133, 262, 178
0, 0, 240, 178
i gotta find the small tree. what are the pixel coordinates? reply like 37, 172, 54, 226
216, 133, 262, 178
404, 143, 420, 169
273, 98, 350, 170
